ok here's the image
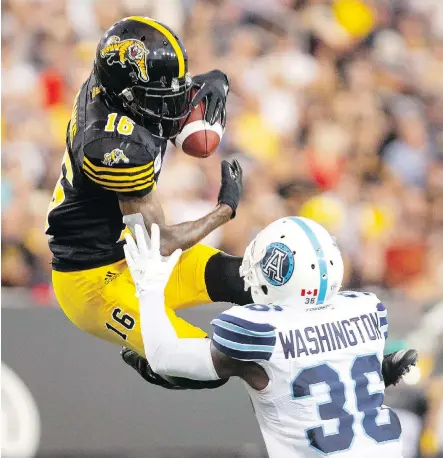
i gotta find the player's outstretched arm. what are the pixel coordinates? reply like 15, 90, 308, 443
124, 223, 225, 382
124, 222, 265, 387
120, 159, 242, 256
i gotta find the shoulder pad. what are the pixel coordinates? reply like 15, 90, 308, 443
83, 138, 155, 196
85, 97, 161, 150
338, 290, 377, 300
337, 291, 387, 339
211, 305, 277, 362
337, 291, 381, 307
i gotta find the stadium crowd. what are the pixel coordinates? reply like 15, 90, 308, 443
3, 0, 442, 308
2, 0, 443, 456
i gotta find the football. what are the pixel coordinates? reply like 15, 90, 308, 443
174, 88, 224, 158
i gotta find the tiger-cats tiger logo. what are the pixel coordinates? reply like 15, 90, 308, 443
103, 149, 130, 166
100, 36, 149, 82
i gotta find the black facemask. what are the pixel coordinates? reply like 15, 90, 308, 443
119, 76, 193, 139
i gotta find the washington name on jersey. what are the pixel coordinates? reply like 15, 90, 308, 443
211, 291, 401, 458
46, 73, 166, 271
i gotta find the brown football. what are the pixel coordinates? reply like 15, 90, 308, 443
174, 88, 224, 158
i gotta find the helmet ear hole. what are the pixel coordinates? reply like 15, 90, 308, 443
261, 285, 268, 295
129, 72, 138, 84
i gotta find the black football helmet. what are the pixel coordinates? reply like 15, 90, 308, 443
94, 16, 193, 138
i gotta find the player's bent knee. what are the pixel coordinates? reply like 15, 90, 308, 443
205, 252, 252, 305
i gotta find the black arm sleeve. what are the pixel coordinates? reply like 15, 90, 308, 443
204, 252, 252, 305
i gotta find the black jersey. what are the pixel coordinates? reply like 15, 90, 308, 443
46, 73, 166, 271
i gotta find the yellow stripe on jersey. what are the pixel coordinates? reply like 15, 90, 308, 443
91, 87, 101, 98
103, 181, 156, 193
83, 161, 154, 182
83, 156, 153, 175
83, 167, 154, 183
84, 169, 154, 190
82, 155, 155, 192
128, 16, 185, 78
83, 166, 154, 187
64, 150, 74, 186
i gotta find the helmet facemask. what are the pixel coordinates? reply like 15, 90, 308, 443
119, 73, 193, 138
240, 239, 271, 304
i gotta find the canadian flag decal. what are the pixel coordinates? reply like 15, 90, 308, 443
301, 289, 318, 296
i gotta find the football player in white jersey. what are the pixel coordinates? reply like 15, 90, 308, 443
123, 217, 417, 458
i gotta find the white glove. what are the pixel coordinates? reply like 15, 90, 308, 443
124, 223, 182, 296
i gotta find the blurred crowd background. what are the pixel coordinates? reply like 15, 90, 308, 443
2, 0, 443, 456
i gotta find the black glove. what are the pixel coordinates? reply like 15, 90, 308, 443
382, 349, 418, 387
121, 347, 228, 390
121, 347, 186, 390
192, 69, 229, 126
218, 159, 243, 219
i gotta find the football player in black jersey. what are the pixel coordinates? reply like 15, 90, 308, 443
46, 16, 250, 389
46, 16, 416, 392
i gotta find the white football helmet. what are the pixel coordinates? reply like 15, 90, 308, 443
240, 217, 344, 309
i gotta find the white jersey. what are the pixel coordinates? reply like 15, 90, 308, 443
211, 291, 402, 458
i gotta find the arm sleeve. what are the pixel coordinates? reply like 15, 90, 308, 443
376, 302, 388, 339
83, 138, 155, 198
138, 288, 220, 381
211, 307, 277, 361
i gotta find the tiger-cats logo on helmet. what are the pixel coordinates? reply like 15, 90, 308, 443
103, 149, 130, 166
100, 36, 149, 82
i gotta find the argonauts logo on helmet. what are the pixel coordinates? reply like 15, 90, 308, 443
100, 36, 150, 82
260, 242, 295, 286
